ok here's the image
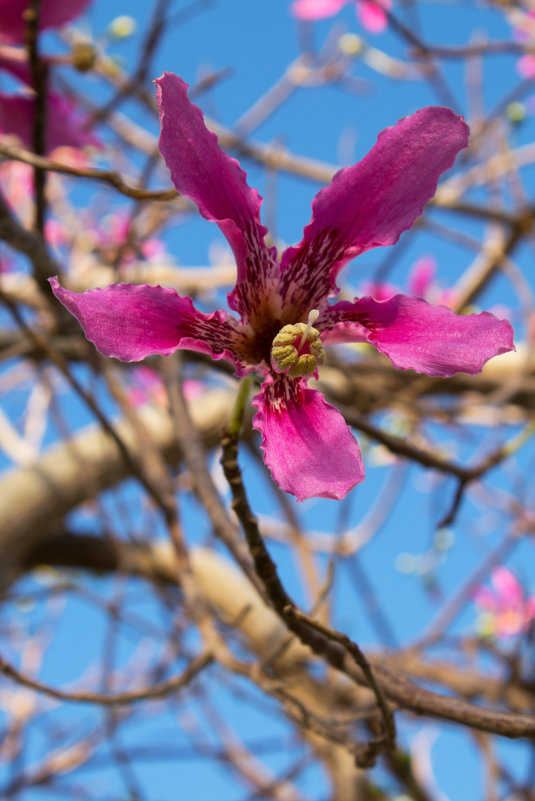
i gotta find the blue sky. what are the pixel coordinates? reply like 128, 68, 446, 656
1, 1, 535, 799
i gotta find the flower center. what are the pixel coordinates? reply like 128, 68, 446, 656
271, 309, 325, 378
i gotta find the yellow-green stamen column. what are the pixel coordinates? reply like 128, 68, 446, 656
271, 310, 325, 378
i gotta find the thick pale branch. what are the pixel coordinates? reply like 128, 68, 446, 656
0, 390, 233, 593
17, 535, 372, 800
21, 534, 535, 716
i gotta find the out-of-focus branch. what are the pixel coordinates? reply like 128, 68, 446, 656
0, 142, 183, 202
13, 534, 374, 801
161, 355, 262, 594
220, 430, 535, 740
341, 408, 507, 481
0, 390, 234, 594
0, 191, 60, 285
26, 0, 48, 236
0, 651, 213, 706
19, 534, 535, 715
0, 264, 238, 313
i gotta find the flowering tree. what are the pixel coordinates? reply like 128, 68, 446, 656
1, 1, 535, 799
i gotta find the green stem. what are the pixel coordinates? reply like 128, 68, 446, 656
501, 416, 535, 459
227, 375, 253, 435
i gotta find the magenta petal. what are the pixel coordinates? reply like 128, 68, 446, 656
407, 256, 436, 298
492, 568, 523, 607
526, 597, 535, 620
0, 0, 91, 43
357, 1, 389, 33
280, 107, 469, 318
322, 295, 514, 377
0, 91, 100, 153
474, 587, 496, 612
46, 92, 101, 151
156, 72, 278, 323
252, 377, 364, 501
291, 0, 346, 19
49, 277, 246, 367
0, 44, 32, 84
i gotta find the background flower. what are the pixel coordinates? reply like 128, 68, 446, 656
291, 0, 391, 33
475, 568, 535, 637
0, 1, 98, 153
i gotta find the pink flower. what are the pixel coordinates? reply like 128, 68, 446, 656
95, 212, 165, 265
475, 568, 535, 637
0, 6, 99, 154
407, 255, 436, 298
291, 0, 391, 33
517, 53, 535, 80
359, 280, 399, 301
50, 73, 514, 502
509, 9, 535, 80
45, 209, 165, 268
357, 0, 390, 33
0, 91, 100, 153
407, 255, 458, 308
128, 367, 203, 408
0, 0, 92, 44
511, 9, 535, 44
0, 159, 34, 212
359, 256, 458, 308
128, 367, 167, 408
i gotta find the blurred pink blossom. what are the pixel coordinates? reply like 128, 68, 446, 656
44, 218, 68, 249
408, 256, 459, 307
129, 367, 204, 408
0, 3, 99, 154
517, 53, 535, 79
0, 0, 92, 44
474, 567, 535, 637
509, 8, 535, 80
511, 8, 535, 43
0, 159, 34, 211
359, 255, 458, 308
129, 367, 168, 408
0, 91, 100, 153
359, 279, 399, 301
291, 0, 391, 33
96, 212, 165, 264
357, 0, 390, 33
45, 210, 165, 265
407, 255, 437, 298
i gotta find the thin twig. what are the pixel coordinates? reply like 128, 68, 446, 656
0, 142, 181, 202
220, 428, 535, 740
220, 428, 396, 761
284, 605, 396, 749
26, 0, 48, 237
0, 652, 213, 705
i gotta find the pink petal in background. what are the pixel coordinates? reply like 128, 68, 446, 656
407, 255, 437, 298
0, 0, 92, 44
0, 91, 99, 153
291, 0, 346, 20
357, 0, 390, 33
